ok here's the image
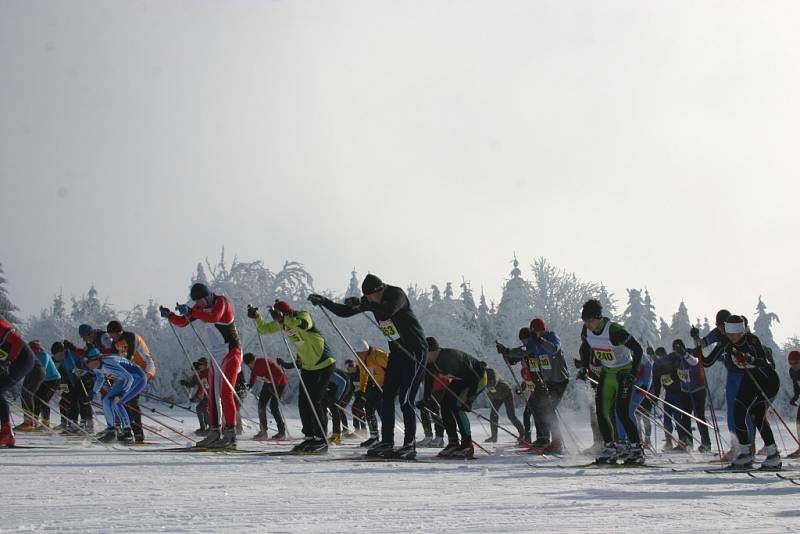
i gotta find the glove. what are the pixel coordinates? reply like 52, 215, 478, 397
176, 303, 191, 316
63, 340, 77, 352
179, 379, 190, 387
790, 398, 798, 407
531, 336, 543, 345
247, 304, 259, 319
276, 357, 286, 367
513, 385, 525, 395
269, 307, 283, 322
74, 368, 88, 377
576, 368, 588, 381
308, 294, 326, 306
690, 327, 700, 340
619, 371, 634, 391
495, 342, 510, 355
159, 306, 171, 318
344, 297, 361, 308
734, 352, 754, 367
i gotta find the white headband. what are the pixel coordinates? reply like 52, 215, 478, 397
724, 321, 746, 334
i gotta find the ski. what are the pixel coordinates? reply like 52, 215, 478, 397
704, 466, 792, 474
0, 444, 70, 450
134, 446, 264, 453
259, 450, 330, 457
776, 473, 800, 485
526, 461, 665, 469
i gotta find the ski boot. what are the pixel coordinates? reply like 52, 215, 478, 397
13, 418, 37, 432
208, 427, 237, 449
194, 427, 208, 436
270, 430, 286, 441
698, 442, 711, 453
96, 427, 117, 443
0, 422, 16, 447
623, 443, 645, 465
760, 444, 782, 471
133, 432, 145, 444
430, 436, 445, 448
542, 438, 564, 455
366, 441, 394, 457
729, 443, 754, 470
449, 442, 475, 459
415, 435, 433, 447
484, 435, 498, 443
786, 447, 800, 459
595, 442, 620, 464
81, 419, 94, 433
253, 429, 270, 441
118, 427, 135, 444
360, 435, 380, 448
196, 427, 221, 448
35, 419, 51, 432
291, 437, 316, 452
392, 443, 416, 460
328, 432, 342, 445
304, 437, 328, 454
437, 442, 461, 458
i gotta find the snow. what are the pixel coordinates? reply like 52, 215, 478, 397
2, 405, 800, 533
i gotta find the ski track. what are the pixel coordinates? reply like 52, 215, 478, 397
2, 408, 800, 533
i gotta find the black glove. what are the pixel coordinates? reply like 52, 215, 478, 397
531, 336, 543, 345
343, 296, 361, 309
159, 306, 171, 318
276, 357, 286, 367
247, 305, 259, 319
308, 294, 325, 306
790, 398, 798, 407
268, 307, 283, 322
179, 379, 191, 387
495, 342, 510, 355
690, 326, 700, 340
513, 385, 525, 395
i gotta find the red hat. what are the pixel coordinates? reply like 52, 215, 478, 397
273, 300, 294, 316
530, 318, 546, 332
789, 351, 800, 365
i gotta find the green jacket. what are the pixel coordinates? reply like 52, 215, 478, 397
254, 311, 335, 371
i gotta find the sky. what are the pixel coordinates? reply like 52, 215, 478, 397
1, 1, 799, 342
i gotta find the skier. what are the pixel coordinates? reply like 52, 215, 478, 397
710, 315, 781, 469
50, 342, 73, 430
416, 371, 449, 448
351, 339, 388, 448
243, 353, 288, 441
29, 341, 62, 429
652, 346, 692, 451
14, 342, 45, 432
574, 355, 604, 453
179, 358, 210, 435
325, 367, 353, 444
421, 337, 487, 458
62, 323, 113, 432
161, 283, 242, 449
614, 343, 653, 449
496, 327, 539, 445
675, 339, 711, 452
84, 348, 148, 443
0, 315, 37, 446
344, 359, 366, 435
309, 274, 428, 460
250, 299, 335, 453
484, 367, 525, 443
579, 299, 645, 464
788, 350, 800, 458
106, 320, 156, 443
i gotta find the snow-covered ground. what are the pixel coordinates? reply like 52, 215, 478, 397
2, 402, 800, 533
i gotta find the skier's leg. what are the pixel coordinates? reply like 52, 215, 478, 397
397, 348, 425, 446
218, 348, 242, 429
503, 394, 524, 436
257, 386, 271, 431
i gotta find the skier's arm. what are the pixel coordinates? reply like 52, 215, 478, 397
284, 312, 312, 331
505, 346, 527, 364
538, 331, 561, 355
578, 332, 592, 370
359, 288, 406, 317
792, 373, 800, 404
422, 365, 434, 399
190, 297, 228, 323
167, 313, 192, 328
254, 314, 281, 335
319, 299, 362, 318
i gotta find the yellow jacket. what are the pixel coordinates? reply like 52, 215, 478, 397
358, 347, 389, 392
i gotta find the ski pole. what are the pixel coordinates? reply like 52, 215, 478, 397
277, 329, 329, 447
693, 342, 727, 466
141, 391, 197, 414
118, 401, 196, 445
634, 383, 714, 429
254, 318, 291, 438
743, 368, 800, 448
90, 400, 185, 446
142, 403, 185, 425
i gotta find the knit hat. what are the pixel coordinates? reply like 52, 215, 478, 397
106, 320, 123, 334
78, 324, 94, 338
190, 283, 212, 302
273, 300, 293, 316
715, 309, 732, 327
581, 299, 603, 320
789, 351, 800, 365
361, 274, 384, 295
85, 347, 102, 361
426, 336, 440, 351
530, 318, 546, 332
29, 340, 42, 353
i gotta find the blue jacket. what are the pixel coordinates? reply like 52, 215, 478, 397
328, 369, 350, 403
36, 350, 61, 382
91, 356, 147, 397
61, 350, 83, 386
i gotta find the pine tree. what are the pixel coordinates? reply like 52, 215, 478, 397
495, 255, 532, 344
443, 282, 454, 301
622, 288, 660, 349
670, 301, 692, 344
0, 262, 20, 323
345, 269, 361, 299
476, 287, 495, 346
193, 262, 208, 284
753, 296, 780, 354
431, 285, 442, 305
701, 317, 711, 337
460, 277, 477, 313
658, 317, 671, 348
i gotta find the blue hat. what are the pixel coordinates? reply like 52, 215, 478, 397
78, 324, 93, 337
85, 347, 102, 361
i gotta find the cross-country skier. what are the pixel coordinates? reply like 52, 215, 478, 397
787, 350, 800, 458
417, 372, 449, 448
243, 353, 288, 441
309, 274, 428, 460
29, 341, 61, 429
351, 339, 388, 448
179, 358, 210, 435
675, 339, 711, 452
652, 346, 692, 451
325, 367, 353, 444
497, 327, 540, 445
421, 337, 488, 459
13, 342, 45, 432
107, 320, 156, 443
344, 359, 366, 435
614, 344, 653, 449
710, 315, 781, 469
250, 299, 335, 453
161, 283, 242, 449
84, 348, 148, 443
484, 367, 525, 443
0, 316, 36, 447
579, 299, 645, 464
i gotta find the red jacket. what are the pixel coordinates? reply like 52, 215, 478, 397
249, 357, 288, 387
0, 318, 24, 362
431, 372, 451, 394
193, 368, 210, 402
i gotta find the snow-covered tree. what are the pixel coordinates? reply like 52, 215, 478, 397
443, 282, 454, 301
476, 287, 495, 346
658, 318, 671, 349
753, 296, 780, 354
0, 262, 20, 323
430, 284, 442, 305
70, 285, 116, 328
494, 255, 532, 344
622, 289, 660, 349
670, 301, 692, 345
460, 277, 477, 313
345, 269, 361, 299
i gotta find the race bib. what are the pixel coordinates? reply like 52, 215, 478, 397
201, 379, 209, 389
526, 382, 536, 391
660, 375, 674, 386
0, 348, 7, 361
677, 369, 690, 383
594, 349, 615, 363
590, 365, 602, 376
378, 320, 401, 341
60, 384, 70, 393
285, 328, 304, 346
539, 357, 552, 370
527, 360, 538, 371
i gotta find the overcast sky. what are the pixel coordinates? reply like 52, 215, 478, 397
2, 1, 798, 342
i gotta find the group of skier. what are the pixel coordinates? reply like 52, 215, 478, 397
1, 274, 798, 469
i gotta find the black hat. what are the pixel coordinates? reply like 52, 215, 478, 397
197, 357, 208, 364
361, 274, 384, 295
51, 341, 65, 354
190, 283, 212, 302
243, 353, 255, 365
581, 299, 603, 320
518, 327, 530, 341
715, 309, 731, 327
426, 336, 440, 351
672, 339, 686, 350
106, 320, 123, 334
